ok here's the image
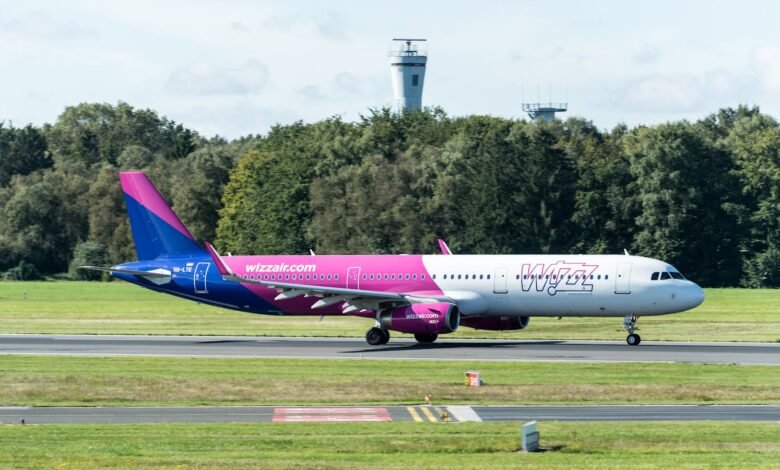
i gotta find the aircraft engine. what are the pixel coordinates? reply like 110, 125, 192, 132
378, 302, 460, 335
460, 315, 530, 331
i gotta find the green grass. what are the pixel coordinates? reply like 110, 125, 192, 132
0, 281, 778, 342
2, 355, 779, 406
1, 422, 778, 469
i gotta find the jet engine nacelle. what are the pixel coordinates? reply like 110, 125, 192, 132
379, 302, 460, 335
460, 315, 530, 331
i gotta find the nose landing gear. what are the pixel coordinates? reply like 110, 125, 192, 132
365, 327, 390, 346
624, 314, 641, 346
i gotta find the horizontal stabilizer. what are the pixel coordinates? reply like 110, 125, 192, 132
78, 266, 172, 285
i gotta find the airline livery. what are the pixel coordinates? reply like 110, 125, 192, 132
83, 172, 705, 346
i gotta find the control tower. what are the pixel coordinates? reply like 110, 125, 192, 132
389, 38, 427, 112
522, 102, 568, 121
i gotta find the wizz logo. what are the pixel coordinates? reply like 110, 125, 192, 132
520, 261, 599, 296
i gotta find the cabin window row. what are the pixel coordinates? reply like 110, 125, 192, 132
241, 273, 340, 281
431, 274, 492, 280
361, 274, 426, 281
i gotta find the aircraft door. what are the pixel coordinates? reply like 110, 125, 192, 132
347, 266, 361, 289
493, 267, 508, 294
194, 262, 210, 293
614, 262, 632, 294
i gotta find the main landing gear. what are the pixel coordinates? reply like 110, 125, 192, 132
365, 327, 390, 346
624, 314, 641, 346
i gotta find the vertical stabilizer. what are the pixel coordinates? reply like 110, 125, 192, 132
120, 172, 204, 260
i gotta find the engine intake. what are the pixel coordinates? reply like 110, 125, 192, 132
379, 302, 460, 335
460, 315, 530, 331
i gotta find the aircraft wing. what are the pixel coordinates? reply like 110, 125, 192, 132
204, 242, 451, 314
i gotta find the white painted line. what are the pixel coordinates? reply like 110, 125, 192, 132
447, 406, 482, 422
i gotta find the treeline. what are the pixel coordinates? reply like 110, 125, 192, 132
0, 103, 778, 287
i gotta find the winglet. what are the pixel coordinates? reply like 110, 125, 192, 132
438, 239, 453, 255
204, 242, 235, 276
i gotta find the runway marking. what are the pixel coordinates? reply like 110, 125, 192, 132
272, 407, 391, 422
407, 406, 423, 422
446, 406, 482, 422
419, 406, 438, 422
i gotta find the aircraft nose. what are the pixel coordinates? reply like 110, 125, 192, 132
686, 283, 705, 309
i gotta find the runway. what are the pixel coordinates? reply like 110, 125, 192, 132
1, 334, 779, 365
1, 405, 779, 424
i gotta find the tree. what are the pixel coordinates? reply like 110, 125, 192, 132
627, 122, 742, 285
69, 241, 110, 280
723, 113, 780, 287
0, 124, 51, 186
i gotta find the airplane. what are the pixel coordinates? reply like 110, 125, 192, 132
82, 172, 705, 346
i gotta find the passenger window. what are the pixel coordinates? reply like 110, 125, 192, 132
597, 274, 601, 280
421, 275, 425, 280
660, 272, 671, 280
413, 274, 417, 280
335, 275, 339, 280
457, 274, 461, 280
391, 274, 395, 280
516, 274, 520, 280
443, 274, 447, 280
384, 274, 388, 280
546, 274, 549, 279
473, 274, 477, 279
590, 275, 594, 280
651, 272, 659, 281
605, 275, 609, 280
327, 274, 332, 280
405, 274, 410, 280
567, 275, 571, 279
480, 274, 484, 280
487, 274, 491, 279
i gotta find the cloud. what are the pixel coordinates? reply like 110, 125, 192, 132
620, 75, 703, 113
632, 46, 661, 65
297, 85, 326, 102
261, 11, 347, 41
165, 60, 269, 96
297, 72, 384, 103
0, 10, 94, 41
752, 46, 780, 94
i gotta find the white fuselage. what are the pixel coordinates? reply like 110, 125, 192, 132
420, 254, 705, 317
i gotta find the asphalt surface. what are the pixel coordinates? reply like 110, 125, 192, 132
1, 334, 779, 365
1, 405, 779, 424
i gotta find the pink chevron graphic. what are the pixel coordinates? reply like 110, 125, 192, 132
120, 172, 194, 240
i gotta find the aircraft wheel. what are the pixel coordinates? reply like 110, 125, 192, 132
366, 327, 387, 346
379, 329, 390, 345
414, 333, 438, 344
626, 333, 641, 346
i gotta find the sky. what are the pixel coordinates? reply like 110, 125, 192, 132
2, 0, 780, 139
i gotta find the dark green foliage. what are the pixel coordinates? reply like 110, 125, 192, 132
68, 241, 110, 280
0, 123, 51, 186
3, 260, 42, 280
1, 102, 779, 286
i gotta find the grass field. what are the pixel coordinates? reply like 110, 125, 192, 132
2, 355, 779, 406
1, 422, 778, 468
0, 281, 778, 341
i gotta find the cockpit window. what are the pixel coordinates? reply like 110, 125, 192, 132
651, 272, 659, 281
670, 271, 685, 280
660, 272, 671, 280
